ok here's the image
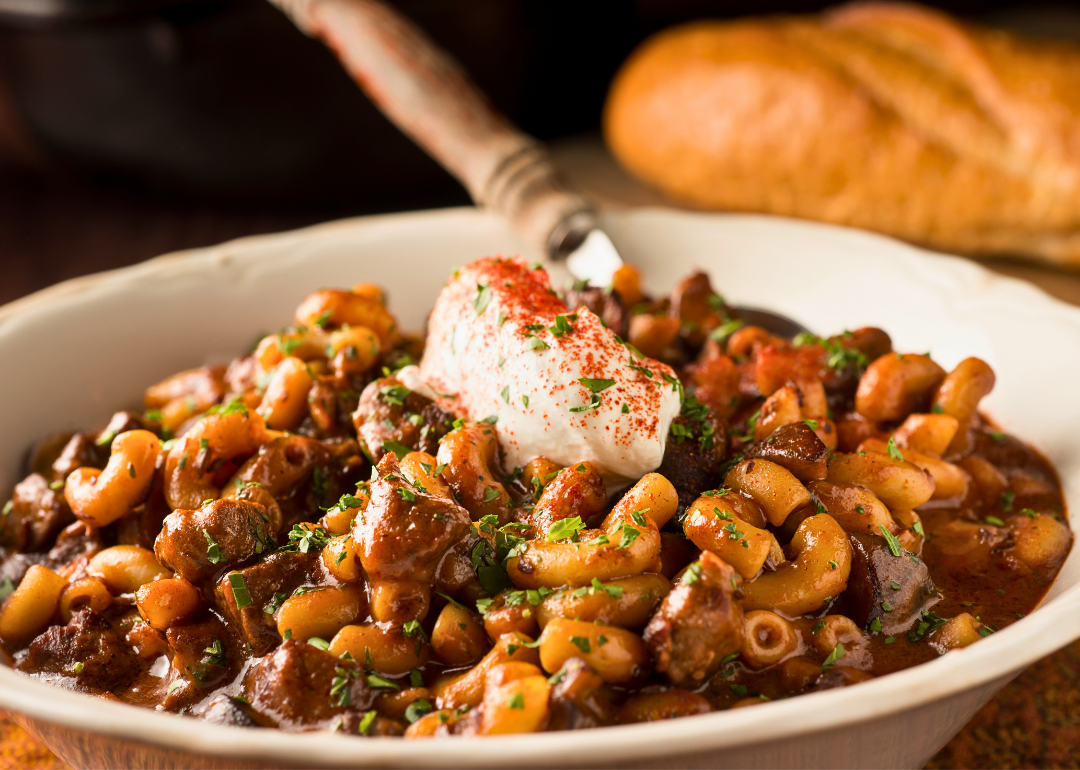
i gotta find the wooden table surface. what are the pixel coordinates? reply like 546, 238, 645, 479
0, 134, 1078, 768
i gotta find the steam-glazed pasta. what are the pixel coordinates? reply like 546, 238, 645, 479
0, 258, 1069, 738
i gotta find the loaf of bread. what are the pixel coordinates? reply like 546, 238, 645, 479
604, 2, 1080, 266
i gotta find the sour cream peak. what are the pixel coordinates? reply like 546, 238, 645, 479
413, 256, 681, 485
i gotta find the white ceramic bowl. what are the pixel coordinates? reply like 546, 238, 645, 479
1, 208, 1078, 769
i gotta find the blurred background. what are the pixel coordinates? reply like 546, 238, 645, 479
2, 0, 1080, 306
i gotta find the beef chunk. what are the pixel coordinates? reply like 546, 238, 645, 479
0, 553, 41, 588
745, 422, 827, 482
644, 551, 744, 687
352, 377, 453, 464
562, 283, 630, 340
167, 616, 232, 691
843, 532, 940, 636
1, 474, 74, 553
656, 411, 729, 517
545, 658, 613, 731
214, 550, 320, 655
354, 455, 471, 585
51, 412, 151, 482
17, 609, 140, 693
243, 640, 374, 730
51, 435, 108, 483
156, 499, 273, 584
44, 522, 104, 580
202, 694, 260, 728
813, 666, 874, 692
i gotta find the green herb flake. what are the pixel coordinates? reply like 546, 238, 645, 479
822, 642, 846, 669
473, 284, 493, 315
203, 529, 224, 564
359, 710, 378, 735
570, 636, 591, 653
547, 517, 585, 542
886, 436, 904, 462
228, 572, 251, 610
985, 515, 1006, 527
1000, 491, 1016, 511
366, 673, 400, 691
878, 525, 903, 557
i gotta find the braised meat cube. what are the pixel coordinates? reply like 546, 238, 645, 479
644, 551, 744, 687
656, 408, 728, 516
352, 377, 453, 463
354, 455, 471, 623
165, 616, 233, 696
562, 282, 631, 340
243, 639, 375, 731
1, 473, 74, 553
843, 532, 940, 636
16, 609, 141, 694
201, 693, 260, 728
545, 658, 614, 731
745, 422, 827, 482
156, 499, 273, 584
214, 550, 321, 655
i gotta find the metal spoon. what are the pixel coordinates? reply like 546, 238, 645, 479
268, 0, 808, 338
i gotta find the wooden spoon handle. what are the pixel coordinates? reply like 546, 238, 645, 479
270, 0, 595, 257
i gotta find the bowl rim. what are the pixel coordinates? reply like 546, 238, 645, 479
1, 206, 1079, 767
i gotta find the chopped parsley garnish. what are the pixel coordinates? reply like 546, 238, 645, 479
473, 284, 492, 315
366, 673, 400, 691
507, 692, 525, 710
878, 525, 903, 557
382, 439, 413, 460
683, 562, 703, 585
522, 395, 530, 408
500, 385, 510, 403
264, 591, 288, 615
822, 643, 846, 669
990, 431, 1006, 443
985, 515, 1006, 527
203, 639, 227, 668
359, 710, 378, 735
710, 318, 744, 344
886, 436, 904, 462
549, 314, 577, 337
228, 572, 251, 610
524, 336, 549, 351
1000, 491, 1015, 511
203, 530, 223, 564
621, 403, 629, 414
570, 636, 591, 653
547, 516, 585, 542
617, 523, 642, 550
0, 578, 13, 600
397, 487, 417, 502
284, 523, 333, 553
405, 697, 434, 723
379, 384, 410, 406
908, 610, 947, 643
73, 662, 85, 674
793, 332, 869, 372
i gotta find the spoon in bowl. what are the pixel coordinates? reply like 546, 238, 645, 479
268, 0, 808, 338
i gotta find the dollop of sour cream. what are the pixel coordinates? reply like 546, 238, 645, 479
407, 257, 681, 485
